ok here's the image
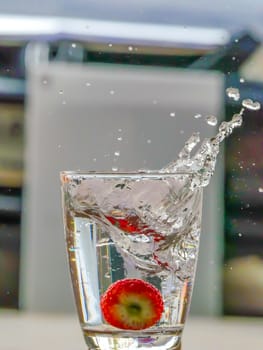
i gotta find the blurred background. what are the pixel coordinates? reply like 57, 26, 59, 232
0, 0, 263, 322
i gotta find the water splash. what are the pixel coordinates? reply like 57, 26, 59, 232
162, 93, 256, 189
226, 87, 240, 101
206, 115, 218, 126
242, 99, 261, 111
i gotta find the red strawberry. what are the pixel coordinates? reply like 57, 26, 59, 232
100, 279, 164, 330
106, 215, 165, 242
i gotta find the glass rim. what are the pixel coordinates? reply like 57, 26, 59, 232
60, 170, 195, 179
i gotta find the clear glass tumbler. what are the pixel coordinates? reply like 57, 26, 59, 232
61, 171, 203, 350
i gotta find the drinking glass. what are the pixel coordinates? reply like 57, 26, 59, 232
60, 171, 203, 350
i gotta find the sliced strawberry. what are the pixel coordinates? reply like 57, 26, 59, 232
100, 279, 164, 330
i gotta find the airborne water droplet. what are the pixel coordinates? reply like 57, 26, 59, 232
194, 114, 202, 119
112, 166, 118, 172
242, 99, 261, 111
170, 112, 176, 117
258, 187, 263, 193
226, 87, 240, 101
206, 115, 218, 126
128, 46, 133, 51
59, 89, 64, 95
117, 137, 123, 141
114, 151, 120, 156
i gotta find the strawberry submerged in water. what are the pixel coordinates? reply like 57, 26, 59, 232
100, 279, 164, 330
106, 214, 165, 242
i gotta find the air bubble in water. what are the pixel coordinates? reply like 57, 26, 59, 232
206, 115, 218, 126
242, 99, 261, 111
226, 87, 240, 101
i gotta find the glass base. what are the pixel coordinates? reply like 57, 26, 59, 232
83, 329, 182, 350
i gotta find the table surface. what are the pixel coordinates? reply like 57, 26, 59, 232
0, 311, 262, 350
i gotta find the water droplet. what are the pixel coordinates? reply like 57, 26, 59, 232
42, 79, 48, 85
104, 272, 111, 278
242, 99, 261, 111
180, 130, 185, 134
93, 158, 97, 162
117, 136, 123, 141
226, 87, 240, 101
108, 43, 113, 47
72, 43, 77, 48
258, 187, 263, 193
112, 166, 118, 172
206, 115, 218, 126
85, 82, 91, 87
232, 56, 236, 61
194, 114, 202, 119
252, 162, 256, 166
147, 139, 152, 144
170, 112, 176, 117
58, 144, 62, 149
240, 78, 245, 83
118, 128, 122, 132
153, 100, 158, 105
245, 203, 250, 208
114, 151, 120, 156
59, 89, 64, 95
62, 100, 66, 105
238, 233, 243, 237
234, 38, 239, 43
128, 46, 133, 51
110, 90, 115, 95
